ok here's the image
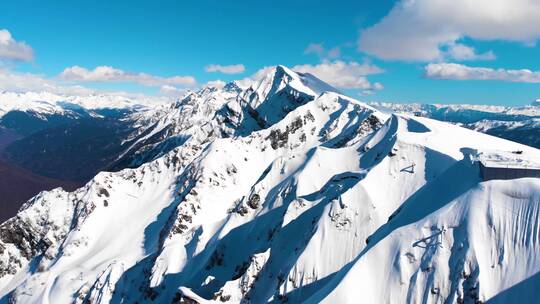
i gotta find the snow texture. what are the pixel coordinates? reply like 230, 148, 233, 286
0, 67, 539, 304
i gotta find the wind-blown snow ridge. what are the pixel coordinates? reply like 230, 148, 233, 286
371, 101, 540, 149
0, 66, 539, 304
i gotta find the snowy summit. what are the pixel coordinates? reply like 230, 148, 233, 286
0, 66, 539, 304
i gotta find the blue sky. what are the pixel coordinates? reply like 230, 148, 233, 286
1, 0, 539, 106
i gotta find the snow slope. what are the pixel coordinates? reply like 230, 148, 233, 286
0, 67, 539, 304
111, 65, 333, 170
372, 101, 540, 149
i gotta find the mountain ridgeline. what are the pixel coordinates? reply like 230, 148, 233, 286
371, 102, 540, 149
0, 66, 539, 303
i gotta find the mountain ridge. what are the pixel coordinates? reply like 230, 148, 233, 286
0, 67, 539, 303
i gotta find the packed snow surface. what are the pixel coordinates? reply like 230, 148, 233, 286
0, 67, 539, 304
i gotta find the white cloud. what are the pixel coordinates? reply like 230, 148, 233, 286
235, 62, 384, 92
159, 85, 182, 95
372, 82, 384, 90
0, 68, 94, 95
205, 79, 226, 89
358, 83, 384, 96
359, 0, 540, 61
425, 63, 540, 83
327, 47, 341, 59
304, 43, 325, 56
59, 65, 197, 87
304, 43, 341, 59
0, 68, 174, 103
446, 43, 495, 61
0, 29, 34, 62
292, 60, 384, 89
205, 64, 245, 74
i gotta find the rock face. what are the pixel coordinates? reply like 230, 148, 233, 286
110, 66, 328, 170
1, 67, 540, 304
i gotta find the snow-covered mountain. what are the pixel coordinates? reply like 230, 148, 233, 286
1, 66, 540, 304
371, 102, 540, 119
111, 66, 336, 170
0, 90, 173, 183
0, 91, 167, 139
0, 91, 163, 118
0, 92, 164, 220
372, 102, 540, 149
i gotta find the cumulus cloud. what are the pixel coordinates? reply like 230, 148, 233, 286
446, 43, 495, 61
292, 60, 384, 90
425, 63, 540, 83
358, 82, 384, 97
0, 68, 98, 95
159, 85, 183, 95
0, 68, 175, 103
59, 65, 197, 87
223, 62, 384, 95
304, 43, 341, 59
359, 0, 540, 61
0, 29, 34, 62
205, 79, 226, 89
205, 64, 245, 74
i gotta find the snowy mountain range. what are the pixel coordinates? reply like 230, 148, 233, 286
0, 66, 539, 303
371, 102, 540, 149
0, 91, 165, 117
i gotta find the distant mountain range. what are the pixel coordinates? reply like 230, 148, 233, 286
371, 102, 540, 149
0, 66, 539, 303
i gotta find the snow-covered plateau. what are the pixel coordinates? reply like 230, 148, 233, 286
0, 66, 539, 304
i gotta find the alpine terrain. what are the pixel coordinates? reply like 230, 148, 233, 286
0, 66, 539, 304
371, 102, 540, 149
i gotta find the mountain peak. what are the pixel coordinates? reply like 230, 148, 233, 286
274, 64, 296, 78
2, 63, 540, 304
222, 81, 242, 94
